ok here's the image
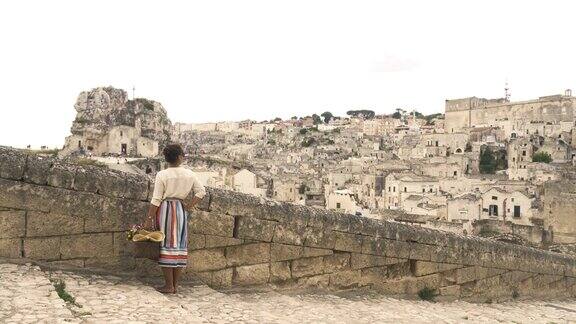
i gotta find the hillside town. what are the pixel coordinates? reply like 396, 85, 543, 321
59, 87, 576, 250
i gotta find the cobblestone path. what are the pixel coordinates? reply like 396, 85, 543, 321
1, 263, 576, 323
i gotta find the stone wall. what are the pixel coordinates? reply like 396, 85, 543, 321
1, 147, 576, 301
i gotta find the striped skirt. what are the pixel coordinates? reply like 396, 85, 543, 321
155, 199, 188, 268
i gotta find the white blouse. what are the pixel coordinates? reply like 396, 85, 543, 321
150, 166, 207, 206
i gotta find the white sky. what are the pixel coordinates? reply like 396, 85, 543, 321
2, 0, 576, 148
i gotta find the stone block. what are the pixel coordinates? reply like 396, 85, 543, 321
194, 268, 233, 288
439, 284, 461, 297
455, 266, 478, 284
333, 231, 363, 253
351, 254, 402, 270
0, 238, 22, 258
61, 233, 113, 259
303, 227, 335, 249
329, 270, 362, 289
270, 261, 291, 282
404, 274, 441, 295
412, 261, 463, 277
323, 252, 350, 273
123, 174, 149, 201
77, 197, 122, 232
271, 243, 303, 262
375, 280, 406, 295
211, 268, 234, 288
273, 223, 306, 245
113, 232, 131, 256
0, 179, 51, 213
383, 239, 411, 259
296, 274, 330, 288
26, 211, 83, 237
188, 248, 227, 272
46, 162, 76, 189
189, 211, 234, 237
474, 275, 501, 294
24, 155, 56, 186
0, 210, 25, 238
24, 237, 60, 260
360, 266, 388, 284
47, 259, 85, 268
387, 260, 412, 279
291, 257, 324, 278
208, 187, 268, 217
189, 234, 206, 250
361, 237, 385, 256
236, 216, 276, 242
233, 264, 270, 286
204, 235, 242, 248
303, 247, 333, 258
532, 274, 563, 288
225, 243, 270, 266
409, 242, 434, 261
0, 147, 26, 180
412, 261, 439, 277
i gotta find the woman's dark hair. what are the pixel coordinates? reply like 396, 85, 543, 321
163, 144, 184, 164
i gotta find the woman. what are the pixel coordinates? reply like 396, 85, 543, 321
144, 143, 206, 294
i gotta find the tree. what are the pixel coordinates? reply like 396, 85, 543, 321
312, 114, 322, 125
346, 110, 375, 119
479, 147, 497, 174
392, 108, 405, 119
273, 117, 282, 122
532, 151, 552, 163
321, 111, 334, 123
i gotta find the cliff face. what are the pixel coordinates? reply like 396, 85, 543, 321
69, 87, 172, 147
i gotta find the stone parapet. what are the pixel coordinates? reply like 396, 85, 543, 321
0, 146, 575, 301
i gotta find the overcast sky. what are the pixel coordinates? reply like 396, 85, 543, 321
2, 1, 576, 148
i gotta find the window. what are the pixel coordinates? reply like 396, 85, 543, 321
522, 151, 526, 156
429, 188, 433, 193
404, 187, 407, 192
492, 196, 498, 200
453, 171, 457, 176
511, 198, 514, 202
513, 206, 521, 218
336, 203, 341, 209
393, 187, 396, 192
422, 189, 425, 193
120, 131, 123, 137
489, 204, 499, 216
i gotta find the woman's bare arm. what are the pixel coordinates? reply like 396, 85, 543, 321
144, 204, 159, 229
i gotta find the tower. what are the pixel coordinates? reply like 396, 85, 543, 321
504, 80, 511, 102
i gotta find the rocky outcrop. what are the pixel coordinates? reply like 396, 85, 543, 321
62, 87, 172, 156
1, 147, 575, 302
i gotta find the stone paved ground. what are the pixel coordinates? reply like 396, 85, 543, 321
1, 263, 576, 323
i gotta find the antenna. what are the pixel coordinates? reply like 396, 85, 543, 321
132, 86, 136, 100
504, 79, 511, 102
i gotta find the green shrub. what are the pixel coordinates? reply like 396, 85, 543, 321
479, 147, 497, 174
418, 287, 437, 302
50, 279, 81, 307
532, 151, 552, 163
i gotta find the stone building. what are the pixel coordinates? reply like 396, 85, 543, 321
60, 87, 172, 157
445, 91, 576, 133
